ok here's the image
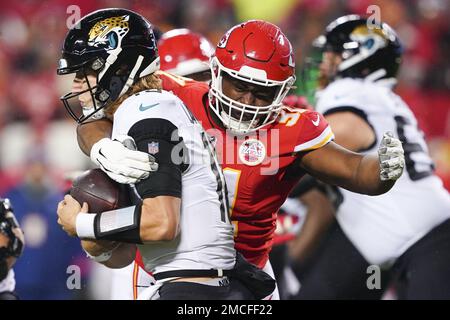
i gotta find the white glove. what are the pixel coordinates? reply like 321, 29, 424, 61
378, 132, 405, 181
90, 135, 158, 184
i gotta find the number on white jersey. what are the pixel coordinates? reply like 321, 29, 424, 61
179, 102, 230, 223
394, 115, 434, 181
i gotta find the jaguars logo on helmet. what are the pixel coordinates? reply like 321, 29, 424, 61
88, 15, 130, 49
318, 14, 403, 80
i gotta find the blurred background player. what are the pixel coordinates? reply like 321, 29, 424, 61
0, 198, 24, 300
295, 15, 450, 300
269, 177, 337, 299
158, 28, 214, 82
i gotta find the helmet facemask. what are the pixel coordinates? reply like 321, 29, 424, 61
58, 58, 108, 123
58, 51, 160, 123
209, 57, 295, 135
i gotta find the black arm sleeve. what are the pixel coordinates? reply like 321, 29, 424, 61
94, 203, 143, 244
127, 118, 188, 199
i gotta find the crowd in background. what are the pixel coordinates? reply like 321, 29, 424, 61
0, 0, 448, 299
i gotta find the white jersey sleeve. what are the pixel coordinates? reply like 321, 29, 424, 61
111, 89, 236, 274
316, 78, 368, 113
112, 89, 188, 139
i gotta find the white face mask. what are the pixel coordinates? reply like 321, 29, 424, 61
209, 57, 295, 135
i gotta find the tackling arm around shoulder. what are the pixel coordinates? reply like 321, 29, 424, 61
299, 133, 405, 196
81, 239, 137, 269
76, 118, 112, 156
76, 119, 158, 184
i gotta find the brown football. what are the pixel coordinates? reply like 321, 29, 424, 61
70, 169, 131, 213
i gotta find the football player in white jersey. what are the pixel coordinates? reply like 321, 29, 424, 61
0, 198, 24, 300
56, 9, 262, 300
80, 27, 216, 301
296, 15, 450, 299
126, 27, 215, 299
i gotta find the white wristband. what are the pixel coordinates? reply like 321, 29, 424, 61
76, 213, 96, 239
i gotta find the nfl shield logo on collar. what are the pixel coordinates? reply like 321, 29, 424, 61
148, 141, 159, 154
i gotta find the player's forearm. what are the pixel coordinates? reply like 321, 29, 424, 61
139, 197, 181, 242
300, 143, 393, 196
81, 239, 118, 257
76, 119, 112, 156
75, 197, 180, 244
103, 243, 137, 269
81, 240, 136, 268
352, 154, 395, 195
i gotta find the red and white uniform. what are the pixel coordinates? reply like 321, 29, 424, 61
132, 72, 333, 297
160, 71, 334, 268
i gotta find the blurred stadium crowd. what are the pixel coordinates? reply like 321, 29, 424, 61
0, 0, 448, 299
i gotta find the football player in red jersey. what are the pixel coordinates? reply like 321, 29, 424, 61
72, 20, 405, 299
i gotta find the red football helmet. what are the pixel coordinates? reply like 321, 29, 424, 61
158, 28, 213, 77
210, 20, 296, 134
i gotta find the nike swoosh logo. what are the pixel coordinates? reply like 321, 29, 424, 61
312, 115, 320, 126
139, 103, 159, 112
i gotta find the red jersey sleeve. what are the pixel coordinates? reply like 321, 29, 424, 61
158, 70, 209, 103
293, 110, 334, 153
